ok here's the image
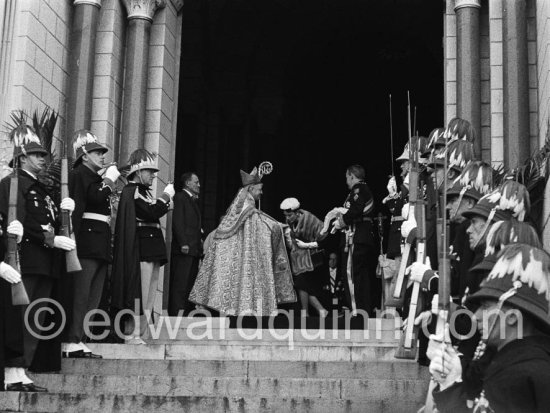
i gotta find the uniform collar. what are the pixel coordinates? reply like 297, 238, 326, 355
20, 168, 38, 181
183, 188, 197, 199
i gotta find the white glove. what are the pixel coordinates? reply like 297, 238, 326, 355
60, 197, 75, 213
406, 260, 432, 284
104, 165, 121, 182
296, 240, 318, 249
163, 183, 175, 198
401, 203, 411, 220
428, 340, 462, 390
7, 220, 23, 243
414, 310, 432, 326
53, 236, 76, 251
401, 219, 417, 239
386, 176, 397, 196
0, 262, 22, 284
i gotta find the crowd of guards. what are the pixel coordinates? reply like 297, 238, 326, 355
380, 118, 550, 412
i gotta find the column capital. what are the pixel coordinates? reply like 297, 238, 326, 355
74, 0, 102, 7
122, 0, 166, 22
454, 0, 481, 11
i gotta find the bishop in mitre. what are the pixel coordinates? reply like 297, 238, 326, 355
189, 167, 296, 315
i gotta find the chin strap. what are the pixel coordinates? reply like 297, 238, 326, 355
472, 208, 496, 250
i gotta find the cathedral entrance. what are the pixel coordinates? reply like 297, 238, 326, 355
175, 0, 443, 234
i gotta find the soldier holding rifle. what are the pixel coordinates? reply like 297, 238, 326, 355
0, 123, 76, 392
62, 130, 121, 359
428, 244, 550, 413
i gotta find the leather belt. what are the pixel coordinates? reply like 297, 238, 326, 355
137, 222, 161, 229
391, 216, 404, 222
82, 212, 111, 224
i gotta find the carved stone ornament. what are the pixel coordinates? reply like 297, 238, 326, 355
74, 0, 102, 7
454, 0, 481, 11
170, 0, 183, 13
122, 0, 167, 22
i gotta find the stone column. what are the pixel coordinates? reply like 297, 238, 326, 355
66, 0, 102, 138
120, 0, 165, 163
502, 0, 529, 168
454, 0, 481, 157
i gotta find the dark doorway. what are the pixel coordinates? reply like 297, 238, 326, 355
175, 0, 444, 233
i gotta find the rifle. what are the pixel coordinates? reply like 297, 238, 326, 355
395, 146, 426, 360
386, 92, 414, 309
6, 162, 29, 305
375, 213, 388, 310
60, 138, 81, 273
423, 133, 452, 412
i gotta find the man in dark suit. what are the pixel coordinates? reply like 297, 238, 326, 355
169, 172, 202, 316
321, 252, 345, 312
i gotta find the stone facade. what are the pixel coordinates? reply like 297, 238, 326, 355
0, 0, 183, 315
1, 0, 550, 299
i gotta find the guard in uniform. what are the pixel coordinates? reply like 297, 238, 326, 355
429, 244, 550, 413
63, 130, 121, 358
111, 149, 174, 344
334, 164, 377, 314
0, 124, 76, 391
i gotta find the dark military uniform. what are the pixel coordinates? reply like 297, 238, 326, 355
385, 185, 407, 260
65, 163, 115, 346
134, 184, 171, 264
341, 181, 377, 313
111, 182, 170, 314
433, 335, 550, 413
0, 169, 61, 368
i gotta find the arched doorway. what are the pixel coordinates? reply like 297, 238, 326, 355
175, 0, 444, 232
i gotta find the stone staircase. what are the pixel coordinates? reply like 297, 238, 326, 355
0, 317, 430, 412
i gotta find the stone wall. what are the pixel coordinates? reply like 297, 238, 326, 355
444, 1, 457, 125
90, 0, 126, 160
0, 0, 71, 164
536, 0, 550, 246
488, 0, 504, 167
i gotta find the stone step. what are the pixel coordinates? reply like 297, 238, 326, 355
85, 342, 399, 361
58, 359, 426, 379
31, 373, 429, 401
0, 393, 425, 413
142, 324, 402, 343
151, 316, 401, 331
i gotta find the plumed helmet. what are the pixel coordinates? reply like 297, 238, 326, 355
11, 124, 48, 161
396, 136, 429, 164
470, 221, 543, 284
467, 244, 550, 333
462, 180, 531, 224
240, 167, 262, 187
429, 139, 475, 174
280, 197, 300, 211
499, 179, 531, 222
423, 127, 446, 158
126, 149, 159, 177
484, 220, 541, 257
447, 161, 494, 202
444, 117, 476, 145
72, 129, 108, 167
